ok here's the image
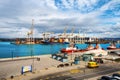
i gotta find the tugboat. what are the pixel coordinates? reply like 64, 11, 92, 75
61, 43, 95, 54
78, 44, 94, 52
107, 43, 117, 50
61, 47, 77, 53
61, 43, 78, 53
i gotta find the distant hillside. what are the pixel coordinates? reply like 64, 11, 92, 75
0, 38, 120, 42
103, 38, 120, 41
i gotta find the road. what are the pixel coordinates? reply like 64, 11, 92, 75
31, 63, 120, 80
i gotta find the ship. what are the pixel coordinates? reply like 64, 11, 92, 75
107, 43, 117, 50
60, 47, 78, 53
61, 43, 103, 54
78, 44, 95, 52
60, 42, 78, 53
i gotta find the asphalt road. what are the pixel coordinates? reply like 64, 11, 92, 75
31, 63, 120, 80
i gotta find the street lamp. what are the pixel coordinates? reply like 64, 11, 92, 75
11, 50, 14, 60
30, 43, 35, 73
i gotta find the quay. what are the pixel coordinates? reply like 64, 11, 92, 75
0, 49, 120, 80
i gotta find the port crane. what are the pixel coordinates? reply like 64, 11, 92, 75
42, 32, 54, 41
57, 27, 67, 38
71, 28, 74, 36
63, 27, 67, 36
27, 19, 34, 44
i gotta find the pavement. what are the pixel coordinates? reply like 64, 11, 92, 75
0, 54, 119, 80
0, 55, 85, 80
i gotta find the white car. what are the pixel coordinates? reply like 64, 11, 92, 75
112, 73, 120, 80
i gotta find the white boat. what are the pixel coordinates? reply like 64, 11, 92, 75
107, 43, 117, 50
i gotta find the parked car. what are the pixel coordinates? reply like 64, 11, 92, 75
95, 58, 104, 64
100, 76, 119, 80
87, 61, 99, 68
100, 76, 111, 80
112, 73, 120, 79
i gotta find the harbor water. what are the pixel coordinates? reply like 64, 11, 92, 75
0, 42, 120, 58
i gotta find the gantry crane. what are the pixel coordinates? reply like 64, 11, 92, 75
71, 28, 74, 36
26, 19, 34, 44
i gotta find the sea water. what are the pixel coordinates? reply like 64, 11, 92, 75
0, 42, 120, 58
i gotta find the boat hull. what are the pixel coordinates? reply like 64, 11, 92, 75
61, 49, 78, 53
107, 48, 120, 50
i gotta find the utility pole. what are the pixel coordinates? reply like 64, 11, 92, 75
31, 19, 34, 43
12, 50, 13, 60
30, 19, 35, 73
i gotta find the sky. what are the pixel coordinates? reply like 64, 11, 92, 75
0, 0, 120, 38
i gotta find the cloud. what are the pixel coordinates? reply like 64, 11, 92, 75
0, 0, 120, 38
100, 0, 120, 18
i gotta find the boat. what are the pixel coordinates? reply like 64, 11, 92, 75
61, 42, 78, 53
107, 43, 117, 50
63, 38, 69, 44
86, 44, 94, 50
61, 47, 78, 53
78, 44, 95, 52
61, 43, 95, 54
41, 40, 51, 44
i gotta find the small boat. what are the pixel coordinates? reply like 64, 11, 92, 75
107, 43, 117, 50
63, 38, 69, 44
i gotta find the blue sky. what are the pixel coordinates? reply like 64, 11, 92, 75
0, 0, 120, 38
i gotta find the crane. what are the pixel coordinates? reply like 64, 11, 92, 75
26, 19, 34, 44
63, 27, 67, 36
31, 19, 34, 42
71, 28, 74, 36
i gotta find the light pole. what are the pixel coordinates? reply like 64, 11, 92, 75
28, 19, 35, 73
84, 61, 86, 75
71, 51, 73, 61
32, 45, 35, 73
11, 50, 13, 60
